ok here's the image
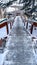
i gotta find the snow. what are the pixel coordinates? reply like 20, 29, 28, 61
26, 23, 37, 38
6, 7, 16, 13
0, 53, 6, 65
0, 50, 9, 65
0, 24, 10, 39
0, 17, 37, 39
13, 16, 24, 28
3, 16, 36, 65
0, 17, 37, 65
0, 26, 7, 39
0, 53, 4, 65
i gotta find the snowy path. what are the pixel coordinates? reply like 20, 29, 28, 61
0, 16, 37, 65
0, 22, 37, 39
3, 16, 36, 65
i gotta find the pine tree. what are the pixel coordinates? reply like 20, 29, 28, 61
20, 0, 35, 17
0, 0, 17, 8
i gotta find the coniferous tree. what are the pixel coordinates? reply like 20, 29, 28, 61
20, 0, 35, 17
0, 0, 17, 8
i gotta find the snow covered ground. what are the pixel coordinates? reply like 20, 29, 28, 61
0, 50, 9, 65
0, 24, 10, 39
0, 53, 5, 65
25, 22, 37, 38
0, 23, 37, 39
0, 16, 37, 65
0, 16, 36, 65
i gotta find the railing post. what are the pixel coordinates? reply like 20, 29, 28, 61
30, 23, 33, 34
6, 22, 9, 34
26, 22, 28, 29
